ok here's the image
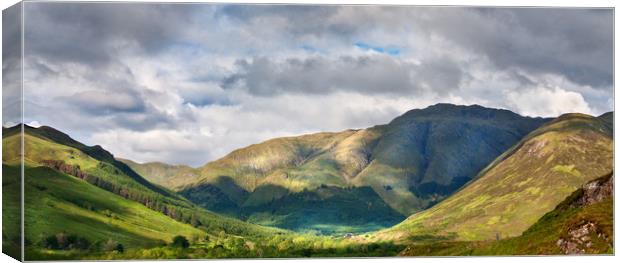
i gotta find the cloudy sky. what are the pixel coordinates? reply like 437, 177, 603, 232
4, 3, 613, 166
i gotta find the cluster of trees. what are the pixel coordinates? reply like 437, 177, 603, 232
34, 232, 404, 260
157, 233, 403, 258
37, 232, 124, 253
39, 232, 90, 250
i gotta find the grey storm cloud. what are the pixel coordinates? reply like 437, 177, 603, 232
222, 55, 465, 96
64, 90, 146, 114
209, 5, 613, 93
48, 86, 183, 133
220, 6, 613, 89
413, 8, 613, 88
217, 5, 355, 38
23, 3, 613, 94
24, 2, 202, 66
2, 3, 22, 126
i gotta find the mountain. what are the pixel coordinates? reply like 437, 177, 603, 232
2, 125, 282, 260
173, 104, 549, 233
374, 112, 613, 242
118, 158, 199, 189
399, 173, 613, 256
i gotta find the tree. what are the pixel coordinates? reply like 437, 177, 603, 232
116, 243, 124, 253
41, 235, 59, 249
171, 235, 190, 248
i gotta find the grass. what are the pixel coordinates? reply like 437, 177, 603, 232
2, 126, 290, 260
3, 164, 208, 260
1, 165, 22, 260
2, 162, 406, 260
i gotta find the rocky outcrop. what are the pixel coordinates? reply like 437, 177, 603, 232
571, 173, 613, 207
556, 221, 611, 254
556, 173, 613, 255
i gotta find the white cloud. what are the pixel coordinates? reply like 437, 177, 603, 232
26, 121, 42, 128
506, 86, 593, 118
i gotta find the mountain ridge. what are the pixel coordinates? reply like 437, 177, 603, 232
125, 103, 553, 232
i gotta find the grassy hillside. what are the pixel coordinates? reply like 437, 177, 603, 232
399, 173, 613, 256
2, 125, 286, 259
173, 104, 548, 232
374, 112, 613, 242
2, 164, 205, 260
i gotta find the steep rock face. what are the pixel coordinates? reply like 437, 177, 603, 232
168, 104, 549, 232
378, 112, 613, 242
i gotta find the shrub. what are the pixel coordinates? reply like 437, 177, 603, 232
116, 243, 124, 253
171, 235, 190, 248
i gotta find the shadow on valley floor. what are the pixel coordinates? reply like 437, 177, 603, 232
181, 179, 406, 234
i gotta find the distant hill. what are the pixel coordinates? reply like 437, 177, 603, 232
118, 158, 199, 189
375, 112, 613, 242
169, 104, 549, 232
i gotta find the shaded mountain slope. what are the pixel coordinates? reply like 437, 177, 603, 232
375, 112, 613, 242
399, 173, 613, 256
350, 104, 549, 214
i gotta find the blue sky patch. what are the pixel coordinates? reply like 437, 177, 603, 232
354, 42, 401, 56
